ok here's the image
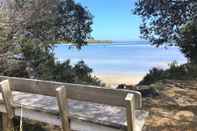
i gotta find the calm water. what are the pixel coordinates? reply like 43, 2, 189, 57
54, 42, 187, 77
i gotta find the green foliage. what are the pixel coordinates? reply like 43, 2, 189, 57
134, 0, 195, 46
0, 0, 103, 86
139, 62, 197, 85
138, 67, 165, 85
37, 60, 104, 86
134, 0, 197, 63
0, 41, 103, 85
1, 0, 93, 47
178, 20, 197, 63
56, 0, 93, 48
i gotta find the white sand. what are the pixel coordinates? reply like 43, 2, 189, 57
96, 74, 144, 87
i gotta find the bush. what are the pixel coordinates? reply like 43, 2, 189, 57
138, 67, 166, 85
0, 59, 104, 86
138, 62, 197, 85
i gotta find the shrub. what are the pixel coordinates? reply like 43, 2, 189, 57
138, 62, 197, 85
138, 67, 166, 85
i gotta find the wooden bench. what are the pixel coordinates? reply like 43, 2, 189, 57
0, 76, 146, 131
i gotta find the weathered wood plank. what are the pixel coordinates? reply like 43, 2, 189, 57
56, 87, 70, 131
0, 80, 15, 118
0, 76, 142, 109
125, 94, 135, 131
2, 113, 15, 131
0, 80, 15, 131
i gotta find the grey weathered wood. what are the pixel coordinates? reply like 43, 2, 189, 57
0, 76, 142, 109
56, 86, 70, 131
0, 80, 15, 119
0, 102, 124, 131
0, 80, 15, 131
0, 76, 144, 131
125, 94, 135, 131
0, 91, 147, 131
2, 113, 15, 131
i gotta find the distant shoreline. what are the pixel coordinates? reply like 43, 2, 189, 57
86, 40, 149, 44
87, 40, 112, 43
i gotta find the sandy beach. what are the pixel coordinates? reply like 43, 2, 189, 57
96, 73, 144, 87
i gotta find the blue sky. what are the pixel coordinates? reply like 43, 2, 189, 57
75, 0, 141, 41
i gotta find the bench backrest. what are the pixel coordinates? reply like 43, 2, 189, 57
0, 76, 142, 108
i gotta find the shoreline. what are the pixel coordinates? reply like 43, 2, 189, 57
96, 73, 144, 87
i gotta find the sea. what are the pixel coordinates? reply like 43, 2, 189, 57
54, 42, 187, 85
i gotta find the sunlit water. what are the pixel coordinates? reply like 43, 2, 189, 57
54, 42, 187, 85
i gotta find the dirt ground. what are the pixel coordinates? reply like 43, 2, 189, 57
142, 80, 197, 131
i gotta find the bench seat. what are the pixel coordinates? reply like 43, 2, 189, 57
0, 91, 148, 131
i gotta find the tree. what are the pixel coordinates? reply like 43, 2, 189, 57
178, 20, 197, 63
1, 0, 93, 46
0, 0, 103, 85
134, 0, 197, 63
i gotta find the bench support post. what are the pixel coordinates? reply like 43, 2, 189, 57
2, 113, 14, 131
56, 86, 70, 131
0, 80, 15, 131
125, 93, 135, 131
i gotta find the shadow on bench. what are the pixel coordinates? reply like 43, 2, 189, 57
0, 76, 147, 131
